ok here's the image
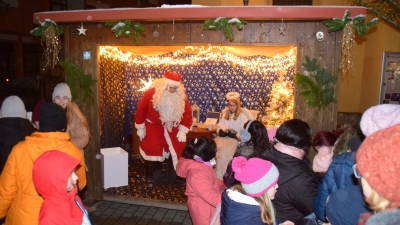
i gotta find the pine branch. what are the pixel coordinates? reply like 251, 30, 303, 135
59, 61, 97, 105
295, 57, 337, 112
323, 9, 378, 36
203, 17, 247, 42
105, 20, 146, 45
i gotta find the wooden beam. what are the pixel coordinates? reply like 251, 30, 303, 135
33, 6, 366, 23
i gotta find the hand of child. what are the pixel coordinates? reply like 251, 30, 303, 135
279, 221, 294, 225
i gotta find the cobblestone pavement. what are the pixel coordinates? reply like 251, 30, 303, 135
87, 200, 192, 225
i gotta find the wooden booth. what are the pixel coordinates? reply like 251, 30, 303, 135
34, 6, 366, 200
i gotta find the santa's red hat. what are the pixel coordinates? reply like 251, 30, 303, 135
164, 71, 182, 87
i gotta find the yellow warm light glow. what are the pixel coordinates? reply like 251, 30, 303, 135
100, 46, 296, 123
262, 71, 294, 127
99, 46, 296, 76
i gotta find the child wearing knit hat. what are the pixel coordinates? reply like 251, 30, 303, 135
220, 156, 293, 225
355, 123, 400, 225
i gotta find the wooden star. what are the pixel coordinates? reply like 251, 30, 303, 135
77, 23, 87, 35
278, 25, 285, 36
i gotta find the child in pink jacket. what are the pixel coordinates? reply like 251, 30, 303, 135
176, 137, 225, 225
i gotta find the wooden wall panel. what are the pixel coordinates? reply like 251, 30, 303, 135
63, 20, 342, 199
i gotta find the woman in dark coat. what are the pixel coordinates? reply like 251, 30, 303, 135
263, 119, 318, 225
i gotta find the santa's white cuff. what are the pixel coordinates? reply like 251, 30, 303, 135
179, 125, 190, 134
135, 123, 145, 129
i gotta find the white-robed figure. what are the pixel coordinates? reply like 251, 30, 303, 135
135, 71, 192, 179
217, 92, 254, 134
214, 92, 256, 180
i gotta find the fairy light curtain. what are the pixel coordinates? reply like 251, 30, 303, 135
98, 46, 295, 141
122, 54, 295, 137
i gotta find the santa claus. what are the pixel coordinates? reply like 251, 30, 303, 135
135, 71, 192, 173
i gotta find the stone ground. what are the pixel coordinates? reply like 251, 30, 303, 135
85, 199, 192, 225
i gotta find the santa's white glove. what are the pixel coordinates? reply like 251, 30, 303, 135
177, 130, 186, 142
137, 128, 146, 141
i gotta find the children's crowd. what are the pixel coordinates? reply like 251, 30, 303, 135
176, 94, 400, 225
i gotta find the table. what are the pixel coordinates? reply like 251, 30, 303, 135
187, 126, 216, 141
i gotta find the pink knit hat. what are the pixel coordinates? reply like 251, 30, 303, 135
360, 104, 400, 136
232, 156, 279, 197
357, 123, 400, 205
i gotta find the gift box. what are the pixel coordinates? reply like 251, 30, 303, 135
100, 147, 128, 188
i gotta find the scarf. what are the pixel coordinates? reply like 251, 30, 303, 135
312, 146, 333, 173
274, 142, 305, 160
194, 155, 216, 168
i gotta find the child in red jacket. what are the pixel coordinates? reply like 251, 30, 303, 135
32, 150, 91, 225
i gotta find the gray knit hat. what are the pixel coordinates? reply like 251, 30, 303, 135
0, 95, 27, 119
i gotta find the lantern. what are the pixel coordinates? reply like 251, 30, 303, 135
191, 101, 200, 127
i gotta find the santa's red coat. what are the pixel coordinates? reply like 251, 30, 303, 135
135, 87, 192, 169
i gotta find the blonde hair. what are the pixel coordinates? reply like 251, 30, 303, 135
361, 177, 391, 212
66, 101, 91, 139
231, 184, 276, 225
224, 99, 242, 121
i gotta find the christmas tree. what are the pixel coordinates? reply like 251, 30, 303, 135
262, 71, 294, 126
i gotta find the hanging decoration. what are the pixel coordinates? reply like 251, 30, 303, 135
77, 22, 87, 35
203, 17, 247, 42
278, 18, 285, 36
59, 61, 97, 105
323, 10, 378, 78
30, 17, 63, 70
262, 70, 294, 126
105, 20, 146, 45
295, 56, 337, 112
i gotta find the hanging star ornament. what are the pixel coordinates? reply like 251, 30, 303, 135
279, 18, 285, 36
77, 22, 87, 35
278, 25, 285, 35
138, 76, 153, 92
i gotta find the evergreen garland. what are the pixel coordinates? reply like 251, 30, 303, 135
295, 56, 337, 112
30, 17, 64, 41
59, 61, 97, 105
323, 10, 378, 37
105, 20, 146, 45
203, 17, 247, 42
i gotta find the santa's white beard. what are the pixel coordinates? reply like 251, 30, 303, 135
154, 90, 185, 132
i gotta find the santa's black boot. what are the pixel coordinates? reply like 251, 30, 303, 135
166, 157, 177, 181
152, 161, 163, 180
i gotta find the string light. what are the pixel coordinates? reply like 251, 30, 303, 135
99, 46, 296, 76
262, 71, 294, 126
99, 46, 296, 124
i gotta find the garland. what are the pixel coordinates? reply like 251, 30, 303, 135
295, 56, 337, 112
105, 20, 146, 45
323, 10, 378, 78
30, 17, 64, 70
203, 17, 247, 42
